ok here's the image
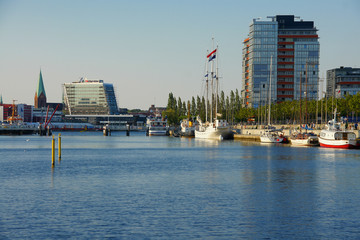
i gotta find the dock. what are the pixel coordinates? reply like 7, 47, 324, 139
234, 134, 260, 142
0, 125, 38, 135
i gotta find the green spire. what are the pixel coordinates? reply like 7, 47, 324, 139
36, 70, 46, 98
0, 94, 2, 104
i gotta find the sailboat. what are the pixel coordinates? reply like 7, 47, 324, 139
260, 56, 284, 143
195, 42, 233, 140
290, 70, 319, 146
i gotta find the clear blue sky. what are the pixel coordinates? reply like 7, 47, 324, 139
0, 0, 359, 109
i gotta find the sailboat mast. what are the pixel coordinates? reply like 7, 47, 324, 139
299, 71, 302, 132
210, 61, 213, 123
210, 38, 215, 123
305, 61, 308, 124
215, 45, 219, 120
268, 56, 272, 126
205, 53, 209, 122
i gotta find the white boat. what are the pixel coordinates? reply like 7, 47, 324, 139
260, 128, 284, 143
319, 110, 357, 148
290, 132, 319, 146
195, 117, 233, 140
179, 119, 195, 137
146, 116, 169, 136
194, 42, 233, 140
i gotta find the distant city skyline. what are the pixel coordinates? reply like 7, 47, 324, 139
0, 0, 359, 109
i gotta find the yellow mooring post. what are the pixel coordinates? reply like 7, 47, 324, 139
52, 135, 55, 168
58, 133, 62, 162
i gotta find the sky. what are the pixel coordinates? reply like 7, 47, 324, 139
0, 0, 359, 109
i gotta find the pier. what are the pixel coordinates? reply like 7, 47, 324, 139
0, 125, 38, 135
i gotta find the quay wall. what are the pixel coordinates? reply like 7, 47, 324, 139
234, 124, 360, 140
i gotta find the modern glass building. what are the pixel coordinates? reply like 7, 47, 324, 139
326, 67, 360, 98
242, 15, 319, 108
63, 78, 119, 115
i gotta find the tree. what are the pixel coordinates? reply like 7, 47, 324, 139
191, 96, 196, 117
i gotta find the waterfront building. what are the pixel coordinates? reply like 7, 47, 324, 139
17, 104, 33, 122
34, 70, 47, 108
63, 77, 119, 115
148, 104, 166, 116
242, 15, 319, 108
326, 67, 360, 98
32, 103, 63, 123
0, 104, 12, 122
0, 103, 33, 122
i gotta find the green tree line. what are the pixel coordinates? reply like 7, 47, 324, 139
164, 91, 360, 126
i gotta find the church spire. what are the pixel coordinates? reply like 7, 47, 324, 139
0, 94, 3, 104
34, 69, 47, 108
36, 69, 46, 98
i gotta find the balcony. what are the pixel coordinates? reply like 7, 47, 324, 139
277, 94, 294, 98
277, 55, 294, 58
277, 88, 294, 91
278, 41, 294, 45
277, 81, 294, 85
278, 48, 294, 52
278, 75, 294, 78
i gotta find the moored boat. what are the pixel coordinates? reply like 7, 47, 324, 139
290, 132, 319, 146
259, 56, 282, 143
179, 119, 195, 137
195, 118, 233, 140
260, 128, 284, 143
194, 41, 233, 140
319, 119, 357, 149
146, 116, 169, 136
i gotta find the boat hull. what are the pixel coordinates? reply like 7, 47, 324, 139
319, 138, 357, 149
290, 136, 319, 146
148, 130, 168, 136
180, 129, 195, 137
195, 127, 233, 140
260, 135, 283, 143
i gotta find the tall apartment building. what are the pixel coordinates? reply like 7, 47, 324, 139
63, 78, 119, 115
326, 67, 360, 98
242, 15, 319, 108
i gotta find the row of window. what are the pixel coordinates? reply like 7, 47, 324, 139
278, 91, 294, 95
279, 31, 317, 35
252, 38, 277, 44
338, 78, 360, 81
294, 44, 319, 50
338, 85, 360, 88
253, 44, 277, 50
252, 23, 277, 31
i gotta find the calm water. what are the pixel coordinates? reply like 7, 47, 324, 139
1, 131, 360, 239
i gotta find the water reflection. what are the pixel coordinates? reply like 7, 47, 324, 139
1, 133, 360, 238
